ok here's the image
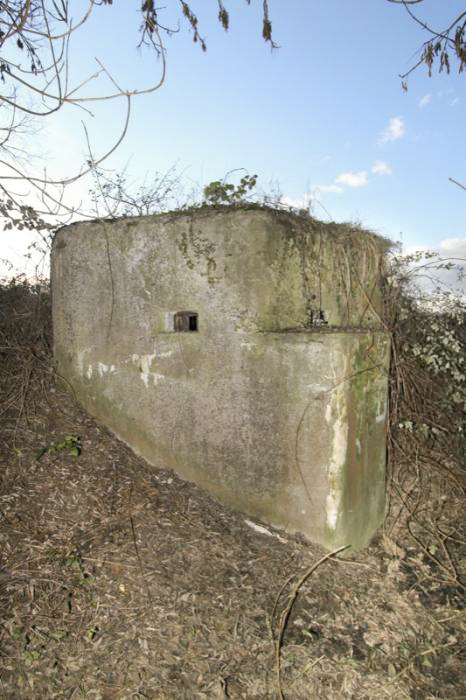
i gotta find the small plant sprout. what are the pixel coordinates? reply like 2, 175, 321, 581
22, 650, 40, 666
36, 435, 82, 461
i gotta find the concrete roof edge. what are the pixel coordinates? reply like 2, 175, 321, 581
52, 204, 394, 250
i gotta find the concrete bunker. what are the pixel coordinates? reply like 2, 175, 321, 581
52, 207, 391, 549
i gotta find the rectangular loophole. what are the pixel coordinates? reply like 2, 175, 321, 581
174, 311, 198, 332
308, 308, 328, 327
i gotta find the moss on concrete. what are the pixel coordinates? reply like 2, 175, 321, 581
324, 333, 390, 549
52, 206, 392, 550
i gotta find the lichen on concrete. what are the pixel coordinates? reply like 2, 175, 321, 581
52, 206, 391, 549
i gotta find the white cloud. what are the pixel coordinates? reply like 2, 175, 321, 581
451, 97, 460, 106
371, 160, 392, 175
404, 239, 466, 259
402, 244, 432, 257
419, 94, 431, 108
439, 238, 466, 258
335, 171, 368, 188
281, 185, 343, 215
314, 184, 344, 194
280, 194, 312, 210
379, 116, 405, 143
401, 240, 466, 294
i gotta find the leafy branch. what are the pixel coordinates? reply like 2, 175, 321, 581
203, 172, 258, 205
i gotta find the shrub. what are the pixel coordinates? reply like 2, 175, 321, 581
385, 251, 465, 462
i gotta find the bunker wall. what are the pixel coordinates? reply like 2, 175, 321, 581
52, 208, 391, 549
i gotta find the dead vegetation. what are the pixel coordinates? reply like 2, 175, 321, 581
0, 276, 464, 699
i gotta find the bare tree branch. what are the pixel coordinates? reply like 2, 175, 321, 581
387, 0, 466, 85
449, 177, 466, 192
0, 1, 276, 227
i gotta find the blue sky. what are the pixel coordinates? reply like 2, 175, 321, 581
2, 0, 465, 276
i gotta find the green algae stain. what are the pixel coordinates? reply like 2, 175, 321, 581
324, 333, 390, 550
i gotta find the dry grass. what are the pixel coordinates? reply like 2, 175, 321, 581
0, 280, 464, 699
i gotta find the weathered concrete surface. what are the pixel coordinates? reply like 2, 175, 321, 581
52, 207, 391, 549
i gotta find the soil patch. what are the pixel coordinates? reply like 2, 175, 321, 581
0, 285, 464, 699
